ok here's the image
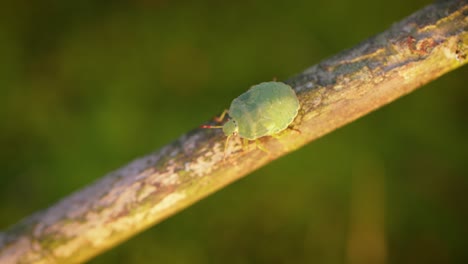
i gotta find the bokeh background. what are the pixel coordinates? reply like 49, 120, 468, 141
1, 0, 467, 263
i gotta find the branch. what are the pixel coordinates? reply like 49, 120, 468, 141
1, 0, 466, 263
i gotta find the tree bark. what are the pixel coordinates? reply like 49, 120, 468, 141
1, 0, 467, 263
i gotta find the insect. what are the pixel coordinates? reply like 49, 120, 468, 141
202, 81, 300, 158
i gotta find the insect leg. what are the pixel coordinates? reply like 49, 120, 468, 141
223, 134, 232, 160
214, 109, 229, 123
255, 139, 270, 154
287, 125, 302, 134
271, 133, 282, 139
242, 138, 250, 151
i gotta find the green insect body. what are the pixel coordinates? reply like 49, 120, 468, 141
224, 81, 299, 140
203, 81, 300, 158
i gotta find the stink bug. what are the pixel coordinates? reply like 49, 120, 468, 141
202, 81, 300, 158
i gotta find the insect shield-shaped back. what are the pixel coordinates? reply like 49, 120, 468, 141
202, 81, 300, 159
229, 81, 300, 140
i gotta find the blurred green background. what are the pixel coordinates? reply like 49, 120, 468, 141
1, 0, 467, 263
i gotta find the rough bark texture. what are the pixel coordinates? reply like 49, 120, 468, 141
1, 0, 467, 263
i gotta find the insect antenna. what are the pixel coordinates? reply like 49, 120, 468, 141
200, 125, 223, 129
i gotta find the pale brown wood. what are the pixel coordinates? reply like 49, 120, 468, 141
1, 0, 467, 263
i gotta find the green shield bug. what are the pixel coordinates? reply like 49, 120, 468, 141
202, 81, 300, 158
